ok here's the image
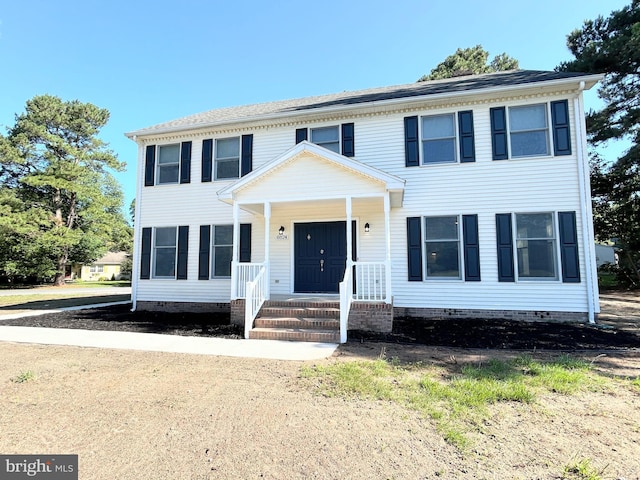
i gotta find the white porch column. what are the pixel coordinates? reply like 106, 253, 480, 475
345, 196, 353, 266
231, 201, 240, 299
264, 202, 271, 299
384, 192, 392, 303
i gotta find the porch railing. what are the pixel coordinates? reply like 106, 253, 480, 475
244, 264, 267, 339
233, 262, 265, 300
338, 264, 353, 344
353, 261, 389, 302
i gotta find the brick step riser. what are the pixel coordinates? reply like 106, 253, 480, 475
263, 302, 340, 310
249, 330, 340, 343
255, 318, 339, 330
259, 307, 340, 319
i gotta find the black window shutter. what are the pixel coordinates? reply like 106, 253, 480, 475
558, 211, 581, 283
406, 217, 423, 281
495, 214, 515, 282
341, 123, 355, 157
551, 100, 572, 156
295, 128, 308, 144
462, 214, 481, 281
201, 139, 213, 183
241, 134, 253, 177
239, 224, 252, 263
140, 227, 152, 279
198, 225, 211, 280
404, 116, 420, 167
490, 107, 508, 160
144, 145, 156, 186
177, 226, 189, 280
180, 141, 192, 184
458, 111, 476, 163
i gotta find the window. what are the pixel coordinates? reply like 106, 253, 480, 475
89, 265, 104, 273
153, 227, 177, 278
509, 104, 549, 158
311, 126, 340, 153
425, 216, 461, 278
157, 144, 180, 184
490, 102, 571, 160
211, 225, 233, 278
215, 137, 240, 179
515, 213, 557, 279
405, 111, 474, 167
422, 114, 456, 164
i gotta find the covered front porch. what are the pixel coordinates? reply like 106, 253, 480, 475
217, 141, 405, 343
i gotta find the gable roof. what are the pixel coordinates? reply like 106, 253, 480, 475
126, 70, 602, 138
217, 141, 405, 208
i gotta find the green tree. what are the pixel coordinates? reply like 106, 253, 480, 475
418, 45, 519, 82
0, 95, 131, 285
559, 0, 640, 287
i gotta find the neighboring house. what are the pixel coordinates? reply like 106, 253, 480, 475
595, 243, 617, 267
126, 70, 602, 343
80, 252, 130, 281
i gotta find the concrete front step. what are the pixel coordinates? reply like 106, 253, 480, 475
249, 327, 340, 343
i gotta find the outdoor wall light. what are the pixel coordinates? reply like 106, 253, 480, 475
364, 223, 370, 233
279, 226, 285, 235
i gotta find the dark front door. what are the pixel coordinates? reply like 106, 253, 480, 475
294, 221, 347, 293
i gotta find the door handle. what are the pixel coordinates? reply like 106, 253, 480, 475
320, 259, 324, 272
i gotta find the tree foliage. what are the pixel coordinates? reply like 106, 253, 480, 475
0, 95, 131, 285
559, 0, 640, 287
418, 45, 519, 82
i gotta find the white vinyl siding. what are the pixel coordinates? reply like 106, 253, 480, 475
135, 90, 592, 314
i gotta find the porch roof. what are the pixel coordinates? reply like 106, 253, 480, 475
217, 141, 405, 209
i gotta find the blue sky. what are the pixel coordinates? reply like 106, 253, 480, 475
0, 0, 629, 219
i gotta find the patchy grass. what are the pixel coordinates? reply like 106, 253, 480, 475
302, 355, 611, 450
562, 458, 605, 480
11, 370, 36, 383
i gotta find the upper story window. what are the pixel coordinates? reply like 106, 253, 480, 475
491, 100, 571, 160
157, 144, 180, 184
202, 135, 253, 182
215, 137, 240, 179
295, 123, 355, 157
144, 142, 191, 187
310, 126, 340, 153
404, 111, 475, 167
422, 114, 457, 164
508, 105, 549, 158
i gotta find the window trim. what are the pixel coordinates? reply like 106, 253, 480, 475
152, 226, 177, 279
214, 137, 241, 180
505, 103, 553, 160
424, 215, 463, 280
513, 212, 560, 281
310, 125, 340, 153
156, 143, 181, 185
210, 224, 233, 279
420, 113, 458, 165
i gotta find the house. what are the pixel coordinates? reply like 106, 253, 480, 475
126, 70, 602, 343
79, 252, 130, 281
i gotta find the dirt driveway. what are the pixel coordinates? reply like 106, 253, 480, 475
0, 292, 638, 479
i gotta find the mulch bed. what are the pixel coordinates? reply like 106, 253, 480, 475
2, 303, 639, 350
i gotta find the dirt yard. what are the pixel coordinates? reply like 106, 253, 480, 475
0, 292, 638, 479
